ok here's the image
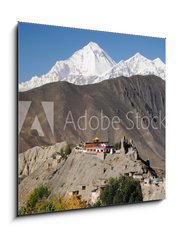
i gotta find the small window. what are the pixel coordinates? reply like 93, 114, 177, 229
82, 186, 86, 190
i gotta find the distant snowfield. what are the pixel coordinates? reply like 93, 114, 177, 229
19, 42, 165, 91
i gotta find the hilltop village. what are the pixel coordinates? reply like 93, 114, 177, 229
70, 137, 164, 204
18, 136, 165, 207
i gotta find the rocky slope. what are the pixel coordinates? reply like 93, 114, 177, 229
19, 75, 165, 169
18, 140, 165, 208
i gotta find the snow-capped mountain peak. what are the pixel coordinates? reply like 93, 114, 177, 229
19, 42, 165, 91
65, 41, 116, 76
128, 52, 144, 58
153, 57, 165, 67
153, 57, 162, 62
100, 52, 165, 81
126, 52, 151, 63
84, 41, 103, 52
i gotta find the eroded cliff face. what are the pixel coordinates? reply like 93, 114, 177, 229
18, 140, 165, 208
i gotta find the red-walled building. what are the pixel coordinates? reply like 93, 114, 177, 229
84, 137, 115, 155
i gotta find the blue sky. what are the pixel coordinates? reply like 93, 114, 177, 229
18, 22, 165, 83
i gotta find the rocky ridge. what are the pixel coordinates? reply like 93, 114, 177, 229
18, 138, 165, 208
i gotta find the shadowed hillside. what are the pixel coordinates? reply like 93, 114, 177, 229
19, 75, 165, 168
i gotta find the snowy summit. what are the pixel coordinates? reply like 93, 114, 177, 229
19, 42, 165, 91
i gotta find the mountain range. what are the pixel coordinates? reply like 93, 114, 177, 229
19, 42, 165, 91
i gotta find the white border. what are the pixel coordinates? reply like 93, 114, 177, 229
0, 1, 177, 239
